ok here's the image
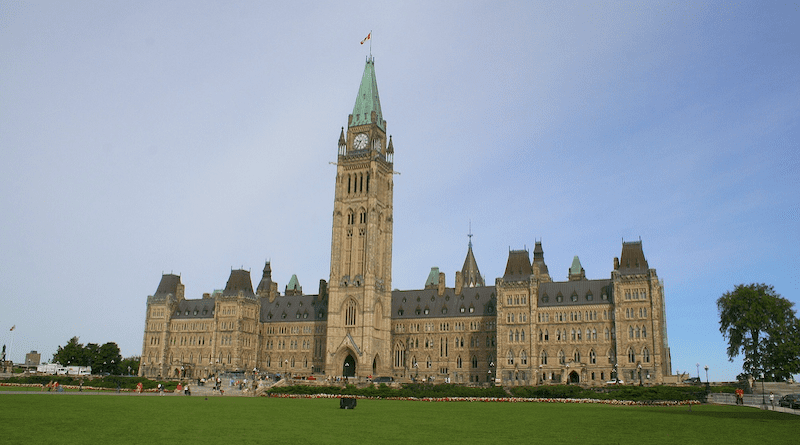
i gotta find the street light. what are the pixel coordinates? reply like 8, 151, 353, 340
696, 363, 700, 380
638, 364, 643, 386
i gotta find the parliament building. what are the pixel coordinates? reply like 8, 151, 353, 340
140, 57, 672, 386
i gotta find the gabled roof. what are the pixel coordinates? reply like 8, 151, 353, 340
392, 286, 497, 319
173, 299, 216, 319
350, 57, 385, 131
539, 279, 613, 307
259, 294, 328, 323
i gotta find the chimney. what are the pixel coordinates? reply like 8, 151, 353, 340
614, 257, 620, 270
455, 271, 463, 296
438, 272, 446, 297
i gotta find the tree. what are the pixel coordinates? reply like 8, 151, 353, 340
119, 356, 141, 376
52, 336, 85, 366
717, 283, 800, 381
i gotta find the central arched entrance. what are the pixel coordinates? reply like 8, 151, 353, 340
343, 354, 356, 378
568, 370, 580, 384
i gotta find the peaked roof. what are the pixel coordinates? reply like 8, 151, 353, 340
425, 267, 440, 288
533, 241, 550, 276
569, 256, 583, 275
350, 57, 385, 131
223, 269, 255, 298
256, 261, 273, 293
154, 274, 181, 298
503, 250, 532, 281
287, 274, 301, 292
619, 240, 649, 275
461, 243, 484, 287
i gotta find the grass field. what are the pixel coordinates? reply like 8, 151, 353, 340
0, 394, 796, 444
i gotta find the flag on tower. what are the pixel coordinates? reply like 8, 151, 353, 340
361, 33, 371, 45
9, 325, 14, 331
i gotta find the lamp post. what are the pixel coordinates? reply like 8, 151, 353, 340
613, 363, 618, 384
638, 364, 643, 386
704, 365, 709, 387
761, 372, 766, 407
696, 363, 700, 380
489, 361, 495, 385
414, 362, 419, 382
539, 364, 543, 385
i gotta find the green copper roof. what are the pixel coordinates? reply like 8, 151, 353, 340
569, 256, 583, 275
287, 274, 300, 291
425, 267, 440, 288
350, 57, 385, 131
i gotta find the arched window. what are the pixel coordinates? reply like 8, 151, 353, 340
643, 347, 651, 363
539, 330, 543, 342
589, 349, 596, 364
642, 326, 647, 338
472, 355, 478, 368
636, 327, 641, 338
345, 300, 357, 326
540, 350, 548, 365
571, 329, 576, 341
574, 350, 581, 362
544, 329, 549, 341
629, 326, 634, 338
627, 348, 635, 363
507, 350, 514, 365
457, 356, 463, 368
514, 330, 519, 342
520, 330, 525, 342
509, 330, 514, 342
520, 350, 528, 365
558, 350, 565, 365
426, 356, 432, 368
604, 327, 609, 340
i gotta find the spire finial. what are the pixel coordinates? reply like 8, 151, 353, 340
468, 220, 473, 248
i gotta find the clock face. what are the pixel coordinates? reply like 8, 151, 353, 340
353, 133, 369, 150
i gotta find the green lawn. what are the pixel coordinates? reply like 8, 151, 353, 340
0, 394, 796, 444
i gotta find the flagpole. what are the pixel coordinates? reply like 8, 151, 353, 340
369, 30, 372, 59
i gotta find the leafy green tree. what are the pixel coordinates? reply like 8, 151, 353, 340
119, 356, 141, 376
52, 337, 85, 366
717, 283, 800, 381
96, 342, 122, 374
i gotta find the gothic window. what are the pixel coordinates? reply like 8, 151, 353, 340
574, 350, 581, 362
636, 327, 641, 339
539, 330, 543, 342
520, 330, 525, 342
345, 300, 357, 326
642, 326, 647, 338
457, 356, 463, 368
540, 350, 548, 365
507, 350, 514, 365
643, 347, 651, 363
520, 350, 528, 365
577, 329, 582, 341
558, 350, 565, 365
515, 330, 519, 342
426, 356, 431, 368
509, 330, 514, 342
604, 327, 610, 340
544, 329, 549, 341
629, 326, 634, 338
571, 329, 576, 341
628, 348, 635, 363
589, 349, 597, 364
607, 349, 614, 364
472, 356, 478, 368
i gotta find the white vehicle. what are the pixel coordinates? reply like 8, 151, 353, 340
606, 379, 624, 385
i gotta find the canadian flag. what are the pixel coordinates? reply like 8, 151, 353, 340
361, 33, 371, 45
9, 325, 14, 331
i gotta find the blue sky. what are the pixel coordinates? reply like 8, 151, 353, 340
1, 1, 797, 382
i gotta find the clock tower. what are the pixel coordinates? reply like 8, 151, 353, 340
325, 57, 394, 378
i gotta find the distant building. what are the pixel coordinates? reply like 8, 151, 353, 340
25, 351, 41, 366
140, 57, 672, 386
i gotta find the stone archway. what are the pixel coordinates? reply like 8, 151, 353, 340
343, 354, 356, 377
568, 370, 580, 384
372, 357, 377, 376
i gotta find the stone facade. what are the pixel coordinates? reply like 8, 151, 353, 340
139, 57, 672, 386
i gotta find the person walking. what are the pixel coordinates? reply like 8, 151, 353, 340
769, 392, 775, 409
